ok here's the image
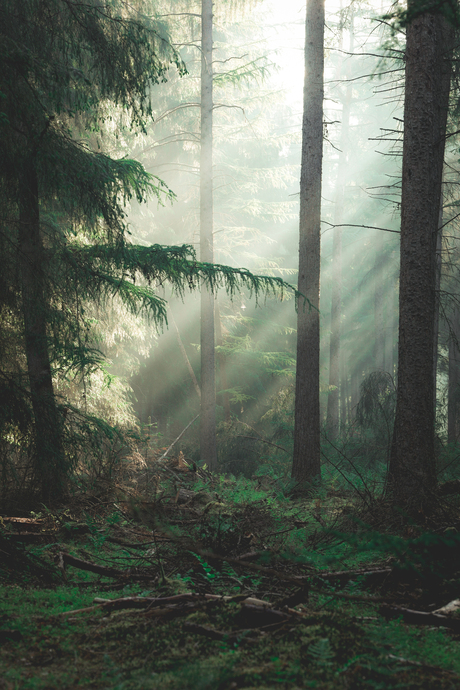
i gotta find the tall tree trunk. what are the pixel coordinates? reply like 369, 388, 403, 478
326, 19, 353, 439
18, 159, 66, 501
448, 305, 460, 444
200, 0, 218, 470
388, 9, 453, 509
292, 0, 324, 486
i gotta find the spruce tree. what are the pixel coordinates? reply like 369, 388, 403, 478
0, 0, 297, 499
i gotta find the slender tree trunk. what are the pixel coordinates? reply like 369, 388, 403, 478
374, 232, 385, 371
215, 299, 231, 423
200, 0, 217, 470
292, 0, 324, 486
448, 305, 460, 444
18, 159, 66, 501
388, 9, 453, 509
326, 20, 353, 439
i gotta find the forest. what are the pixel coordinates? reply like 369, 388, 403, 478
1, 0, 460, 687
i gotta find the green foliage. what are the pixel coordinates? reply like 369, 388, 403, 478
384, 0, 460, 32
307, 638, 335, 666
0, 0, 303, 500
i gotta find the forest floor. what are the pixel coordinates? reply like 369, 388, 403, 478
1, 457, 460, 689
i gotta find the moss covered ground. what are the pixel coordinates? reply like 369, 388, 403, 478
1, 465, 460, 689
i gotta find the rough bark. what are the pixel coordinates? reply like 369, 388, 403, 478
388, 9, 453, 508
200, 0, 218, 470
18, 159, 67, 501
292, 0, 324, 485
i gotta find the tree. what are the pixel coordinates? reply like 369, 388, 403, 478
0, 0, 183, 500
292, 0, 324, 486
387, 3, 454, 509
0, 0, 297, 500
200, 0, 218, 470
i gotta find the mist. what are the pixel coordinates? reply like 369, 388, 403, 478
91, 0, 406, 474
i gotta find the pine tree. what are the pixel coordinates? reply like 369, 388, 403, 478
292, 0, 324, 487
0, 0, 297, 499
387, 1, 455, 510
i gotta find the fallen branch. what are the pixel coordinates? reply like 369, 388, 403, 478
380, 604, 460, 632
191, 548, 310, 586
158, 415, 200, 461
60, 592, 303, 620
315, 567, 392, 582
388, 654, 460, 677
58, 552, 127, 579
56, 551, 153, 581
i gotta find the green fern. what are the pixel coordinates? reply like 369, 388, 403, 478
307, 638, 335, 666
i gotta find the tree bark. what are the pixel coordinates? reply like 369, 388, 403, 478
388, 9, 453, 509
292, 0, 324, 486
18, 159, 67, 501
200, 0, 218, 470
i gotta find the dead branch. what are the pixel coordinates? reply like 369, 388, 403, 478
56, 551, 153, 581
380, 604, 460, 632
158, 415, 200, 461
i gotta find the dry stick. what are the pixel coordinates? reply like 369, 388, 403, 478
57, 551, 153, 581
237, 435, 289, 453
237, 421, 289, 453
190, 548, 385, 602
157, 414, 200, 461
387, 654, 459, 676
60, 592, 302, 619
380, 604, 460, 632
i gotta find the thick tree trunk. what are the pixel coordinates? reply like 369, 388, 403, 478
292, 0, 324, 485
18, 160, 66, 501
200, 0, 217, 470
388, 10, 453, 509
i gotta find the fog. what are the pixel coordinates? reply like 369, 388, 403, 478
104, 0, 412, 467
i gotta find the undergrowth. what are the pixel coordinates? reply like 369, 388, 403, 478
1, 462, 460, 689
